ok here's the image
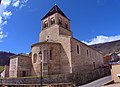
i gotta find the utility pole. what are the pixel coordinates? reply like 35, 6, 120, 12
39, 49, 42, 87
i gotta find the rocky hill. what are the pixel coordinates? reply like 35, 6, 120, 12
90, 40, 120, 55
0, 51, 15, 66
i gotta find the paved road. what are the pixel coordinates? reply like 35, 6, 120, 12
79, 76, 111, 87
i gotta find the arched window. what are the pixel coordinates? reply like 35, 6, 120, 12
33, 53, 37, 63
50, 50, 53, 60
93, 62, 95, 69
51, 17, 55, 25
77, 45, 79, 54
58, 19, 62, 26
65, 23, 68, 29
87, 50, 89, 56
44, 21, 48, 28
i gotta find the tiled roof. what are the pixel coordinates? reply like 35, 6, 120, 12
41, 5, 70, 21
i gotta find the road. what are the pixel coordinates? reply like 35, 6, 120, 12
79, 76, 111, 87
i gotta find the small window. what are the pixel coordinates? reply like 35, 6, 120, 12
87, 50, 89, 56
65, 23, 68, 29
93, 62, 95, 69
50, 50, 53, 60
118, 49, 120, 51
58, 19, 62, 26
44, 21, 48, 28
77, 45, 79, 54
51, 17, 55, 25
22, 71, 26, 77
33, 53, 37, 63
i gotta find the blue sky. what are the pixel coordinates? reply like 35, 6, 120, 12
0, 0, 120, 54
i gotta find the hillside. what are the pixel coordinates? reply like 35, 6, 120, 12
90, 40, 120, 55
0, 51, 15, 66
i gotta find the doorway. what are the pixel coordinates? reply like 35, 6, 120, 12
22, 71, 26, 77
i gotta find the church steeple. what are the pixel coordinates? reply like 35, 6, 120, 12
41, 5, 71, 31
41, 5, 70, 21
40, 5, 72, 42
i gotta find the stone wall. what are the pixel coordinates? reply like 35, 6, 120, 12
9, 57, 18, 77
17, 56, 32, 77
72, 68, 110, 86
59, 36, 72, 74
71, 38, 104, 73
40, 12, 72, 43
31, 42, 61, 76
0, 68, 110, 86
56, 13, 71, 31
40, 25, 60, 42
9, 54, 32, 78
59, 26, 72, 36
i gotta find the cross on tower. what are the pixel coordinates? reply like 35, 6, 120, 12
54, 0, 57, 5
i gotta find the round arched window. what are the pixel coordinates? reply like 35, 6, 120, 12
51, 17, 55, 25
33, 53, 37, 63
44, 21, 48, 28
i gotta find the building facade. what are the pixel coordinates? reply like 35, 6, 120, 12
1, 5, 104, 78
31, 5, 104, 76
9, 54, 32, 77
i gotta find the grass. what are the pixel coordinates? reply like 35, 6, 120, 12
0, 66, 4, 72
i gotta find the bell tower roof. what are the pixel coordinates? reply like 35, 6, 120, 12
41, 5, 70, 21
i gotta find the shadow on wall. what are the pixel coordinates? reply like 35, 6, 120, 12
60, 45, 70, 74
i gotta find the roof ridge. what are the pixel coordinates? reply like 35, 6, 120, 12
41, 5, 70, 21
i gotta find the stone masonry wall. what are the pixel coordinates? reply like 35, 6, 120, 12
59, 36, 72, 74
0, 68, 110, 86
17, 56, 32, 77
32, 42, 61, 76
9, 57, 18, 77
9, 55, 32, 78
71, 38, 104, 73
40, 25, 60, 42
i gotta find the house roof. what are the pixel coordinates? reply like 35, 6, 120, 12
41, 5, 70, 21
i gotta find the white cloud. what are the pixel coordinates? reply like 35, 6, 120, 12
0, 0, 29, 42
1, 0, 11, 6
12, 0, 20, 7
82, 35, 120, 45
12, 0, 28, 8
2, 21, 7, 26
0, 31, 7, 42
2, 11, 12, 19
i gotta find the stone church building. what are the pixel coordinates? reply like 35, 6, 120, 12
1, 5, 104, 78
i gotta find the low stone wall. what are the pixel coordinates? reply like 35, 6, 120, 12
0, 68, 110, 86
72, 68, 111, 86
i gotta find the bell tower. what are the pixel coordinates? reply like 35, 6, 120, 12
40, 5, 72, 42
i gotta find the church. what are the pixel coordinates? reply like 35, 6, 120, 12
2, 5, 104, 78
31, 5, 104, 76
